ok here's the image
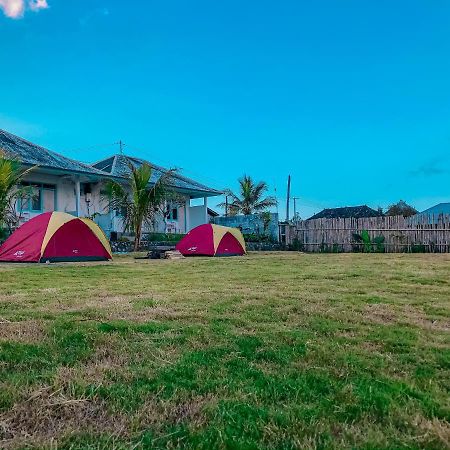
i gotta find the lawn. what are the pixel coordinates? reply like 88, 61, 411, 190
0, 252, 449, 449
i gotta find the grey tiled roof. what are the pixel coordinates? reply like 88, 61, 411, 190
308, 205, 383, 220
92, 154, 222, 196
0, 129, 108, 177
420, 203, 450, 215
0, 129, 221, 196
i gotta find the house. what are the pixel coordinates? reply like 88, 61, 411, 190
0, 129, 109, 222
207, 208, 219, 222
0, 129, 221, 235
308, 205, 383, 220
91, 154, 221, 235
213, 213, 279, 241
419, 203, 450, 216
410, 202, 450, 225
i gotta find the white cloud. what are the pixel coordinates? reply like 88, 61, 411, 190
0, 0, 24, 18
29, 0, 48, 12
0, 0, 48, 19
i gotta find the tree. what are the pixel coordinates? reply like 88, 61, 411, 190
0, 152, 35, 234
260, 211, 272, 235
219, 175, 277, 215
103, 160, 175, 251
386, 200, 418, 218
155, 191, 185, 233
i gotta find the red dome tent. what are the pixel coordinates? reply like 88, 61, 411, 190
176, 224, 246, 257
0, 212, 112, 263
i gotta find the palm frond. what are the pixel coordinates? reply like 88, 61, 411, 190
0, 152, 38, 229
253, 196, 278, 211
103, 159, 177, 249
225, 175, 276, 215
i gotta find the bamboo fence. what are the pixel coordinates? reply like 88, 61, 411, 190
286, 214, 450, 253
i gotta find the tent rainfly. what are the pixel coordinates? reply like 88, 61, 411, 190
0, 212, 112, 263
176, 224, 246, 257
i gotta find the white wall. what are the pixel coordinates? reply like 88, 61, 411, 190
17, 173, 210, 236
189, 205, 208, 230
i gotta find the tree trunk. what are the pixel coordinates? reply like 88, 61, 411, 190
134, 222, 142, 252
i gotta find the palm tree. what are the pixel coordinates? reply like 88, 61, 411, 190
103, 160, 175, 251
0, 152, 35, 233
219, 175, 277, 215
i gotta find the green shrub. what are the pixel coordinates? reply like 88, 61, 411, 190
243, 233, 277, 244
290, 238, 304, 251
352, 231, 385, 253
146, 233, 185, 243
0, 227, 8, 243
360, 230, 372, 253
373, 235, 385, 253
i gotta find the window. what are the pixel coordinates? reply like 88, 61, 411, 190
30, 185, 42, 211
19, 182, 56, 212
166, 205, 178, 221
43, 188, 56, 212
81, 183, 92, 195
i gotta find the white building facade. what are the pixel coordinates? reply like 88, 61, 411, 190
1, 130, 221, 236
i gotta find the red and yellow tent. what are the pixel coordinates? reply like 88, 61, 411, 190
0, 212, 112, 263
176, 224, 246, 256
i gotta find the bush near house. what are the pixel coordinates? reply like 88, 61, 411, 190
242, 232, 278, 244
146, 232, 185, 243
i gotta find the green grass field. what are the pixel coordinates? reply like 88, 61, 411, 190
0, 253, 449, 449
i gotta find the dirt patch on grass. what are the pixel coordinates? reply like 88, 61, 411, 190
0, 292, 27, 306
38, 288, 60, 294
401, 306, 450, 332
135, 394, 216, 431
53, 336, 138, 387
53, 356, 129, 388
0, 386, 215, 449
0, 320, 45, 343
52, 334, 183, 389
0, 386, 130, 449
364, 304, 449, 331
364, 303, 397, 325
35, 292, 200, 323
413, 415, 450, 448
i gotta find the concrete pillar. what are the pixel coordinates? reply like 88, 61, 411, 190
203, 196, 208, 224
75, 178, 81, 217
184, 197, 190, 232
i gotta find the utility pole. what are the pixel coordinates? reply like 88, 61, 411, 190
274, 186, 279, 215
116, 140, 124, 154
286, 175, 291, 222
293, 197, 300, 222
225, 195, 228, 217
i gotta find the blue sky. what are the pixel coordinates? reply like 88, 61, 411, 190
1, 0, 449, 218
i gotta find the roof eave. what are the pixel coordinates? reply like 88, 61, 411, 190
92, 154, 222, 198
165, 186, 223, 199
19, 163, 119, 181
